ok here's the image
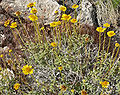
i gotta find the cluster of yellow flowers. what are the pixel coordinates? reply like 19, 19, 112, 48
96, 23, 116, 37
13, 65, 34, 90
50, 4, 78, 27
3, 2, 119, 94
27, 2, 38, 21
50, 21, 61, 27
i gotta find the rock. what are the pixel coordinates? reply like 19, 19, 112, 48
1, 0, 60, 24
1, 0, 96, 26
56, 0, 94, 26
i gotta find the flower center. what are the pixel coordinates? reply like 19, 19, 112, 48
26, 67, 31, 72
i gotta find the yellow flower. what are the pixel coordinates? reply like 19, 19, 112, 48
15, 11, 21, 16
59, 6, 66, 12
72, 4, 79, 9
50, 22, 57, 27
61, 14, 71, 21
82, 79, 85, 83
115, 43, 119, 47
4, 20, 10, 27
103, 23, 110, 28
96, 27, 106, 32
107, 31, 115, 37
27, 2, 36, 8
9, 49, 12, 53
55, 11, 58, 14
22, 65, 34, 75
28, 14, 38, 21
10, 22, 17, 28
14, 83, 20, 90
58, 66, 63, 71
30, 8, 37, 14
51, 42, 57, 47
0, 54, 3, 58
55, 21, 61, 26
71, 89, 74, 93
40, 27, 44, 30
100, 81, 109, 88
70, 18, 77, 23
81, 90, 88, 95
60, 85, 67, 91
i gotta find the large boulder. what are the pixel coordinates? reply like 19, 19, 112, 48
0, 0, 95, 26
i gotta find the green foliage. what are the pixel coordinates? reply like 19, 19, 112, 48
112, 0, 120, 8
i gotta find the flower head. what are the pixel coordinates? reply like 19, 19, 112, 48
100, 81, 109, 88
61, 14, 71, 21
22, 65, 34, 75
15, 11, 21, 16
50, 22, 57, 27
82, 79, 85, 83
55, 11, 58, 14
107, 31, 115, 37
103, 23, 110, 28
10, 22, 17, 28
115, 43, 119, 47
40, 27, 44, 30
55, 21, 61, 26
28, 14, 38, 21
81, 90, 88, 95
60, 85, 67, 91
9, 49, 12, 53
0, 54, 3, 58
4, 20, 10, 27
58, 66, 63, 71
70, 18, 77, 23
71, 89, 74, 93
60, 6, 66, 12
14, 83, 20, 90
51, 42, 57, 47
72, 4, 79, 9
30, 8, 37, 14
27, 2, 36, 8
96, 27, 106, 32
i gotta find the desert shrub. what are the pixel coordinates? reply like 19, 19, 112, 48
0, 1, 120, 95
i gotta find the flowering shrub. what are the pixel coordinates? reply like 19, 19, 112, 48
0, 2, 120, 95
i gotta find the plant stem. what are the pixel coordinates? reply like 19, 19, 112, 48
15, 28, 26, 47
103, 47, 119, 79
102, 31, 106, 51
98, 32, 101, 58
104, 37, 111, 60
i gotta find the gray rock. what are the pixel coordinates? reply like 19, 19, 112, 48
1, 0, 60, 24
1, 0, 95, 25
